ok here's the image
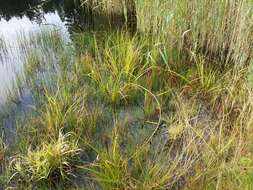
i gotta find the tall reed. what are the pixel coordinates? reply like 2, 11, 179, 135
135, 0, 253, 67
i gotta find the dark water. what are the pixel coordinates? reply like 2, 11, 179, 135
0, 0, 95, 32
0, 0, 128, 34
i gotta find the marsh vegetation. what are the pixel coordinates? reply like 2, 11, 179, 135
0, 0, 253, 189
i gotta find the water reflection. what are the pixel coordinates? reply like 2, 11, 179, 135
0, 12, 68, 105
0, 0, 130, 105
0, 0, 44, 21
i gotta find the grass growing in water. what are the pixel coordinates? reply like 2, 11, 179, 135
77, 32, 150, 105
11, 132, 80, 185
0, 0, 253, 189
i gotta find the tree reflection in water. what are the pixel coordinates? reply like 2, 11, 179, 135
0, 0, 134, 34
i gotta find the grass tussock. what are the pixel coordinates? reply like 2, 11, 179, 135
11, 132, 80, 185
77, 32, 149, 105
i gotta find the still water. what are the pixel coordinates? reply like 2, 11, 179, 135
0, 13, 68, 105
0, 0, 127, 107
0, 0, 83, 106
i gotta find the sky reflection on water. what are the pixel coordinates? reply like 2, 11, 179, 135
0, 12, 68, 105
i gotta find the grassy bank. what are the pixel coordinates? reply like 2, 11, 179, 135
1, 0, 253, 189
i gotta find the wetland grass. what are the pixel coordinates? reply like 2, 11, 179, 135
11, 132, 81, 184
0, 0, 253, 189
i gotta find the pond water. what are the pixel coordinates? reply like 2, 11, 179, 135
0, 0, 84, 106
0, 13, 69, 105
0, 0, 128, 107
0, 0, 96, 142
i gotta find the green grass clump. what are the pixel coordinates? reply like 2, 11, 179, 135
84, 127, 129, 190
83, 113, 203, 190
78, 32, 149, 106
38, 86, 102, 140
11, 132, 80, 185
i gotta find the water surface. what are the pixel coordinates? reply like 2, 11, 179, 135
0, 0, 80, 106
0, 0, 127, 107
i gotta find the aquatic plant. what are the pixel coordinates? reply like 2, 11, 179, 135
78, 32, 149, 106
10, 132, 80, 184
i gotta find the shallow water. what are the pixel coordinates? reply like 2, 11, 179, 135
0, 0, 127, 107
0, 12, 69, 105
0, 0, 82, 142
